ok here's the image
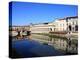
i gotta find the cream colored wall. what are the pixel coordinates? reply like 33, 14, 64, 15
53, 19, 67, 32
30, 22, 57, 33
30, 25, 50, 33
30, 19, 67, 33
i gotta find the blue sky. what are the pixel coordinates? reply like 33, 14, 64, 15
11, 1, 78, 26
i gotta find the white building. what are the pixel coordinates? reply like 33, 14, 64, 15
30, 19, 67, 33
29, 16, 78, 33
66, 16, 78, 32
53, 19, 67, 32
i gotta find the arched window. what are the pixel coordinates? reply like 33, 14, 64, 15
50, 28, 52, 31
68, 25, 72, 31
75, 25, 78, 31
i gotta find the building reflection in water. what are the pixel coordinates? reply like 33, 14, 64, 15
12, 33, 78, 54
31, 34, 78, 54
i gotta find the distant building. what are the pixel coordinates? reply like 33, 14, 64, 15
11, 16, 78, 34
30, 16, 78, 33
30, 23, 52, 33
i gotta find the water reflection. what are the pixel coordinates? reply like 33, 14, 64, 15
31, 34, 78, 54
12, 33, 78, 57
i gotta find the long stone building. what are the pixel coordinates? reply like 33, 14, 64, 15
11, 16, 78, 34
30, 16, 78, 33
30, 23, 53, 33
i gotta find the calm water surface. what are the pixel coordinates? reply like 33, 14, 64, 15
12, 34, 78, 58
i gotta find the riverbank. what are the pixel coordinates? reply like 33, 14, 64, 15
32, 33, 78, 40
32, 33, 67, 39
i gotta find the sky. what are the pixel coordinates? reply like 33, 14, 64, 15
10, 1, 78, 26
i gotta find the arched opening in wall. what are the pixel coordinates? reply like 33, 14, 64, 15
75, 25, 78, 31
68, 25, 72, 31
50, 28, 52, 31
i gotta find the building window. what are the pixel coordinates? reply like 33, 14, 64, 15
63, 24, 64, 26
60, 24, 62, 27
66, 19, 68, 22
75, 25, 78, 31
73, 22, 74, 25
76, 21, 78, 25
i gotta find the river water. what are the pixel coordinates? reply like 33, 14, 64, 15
12, 34, 78, 58
31, 34, 78, 54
